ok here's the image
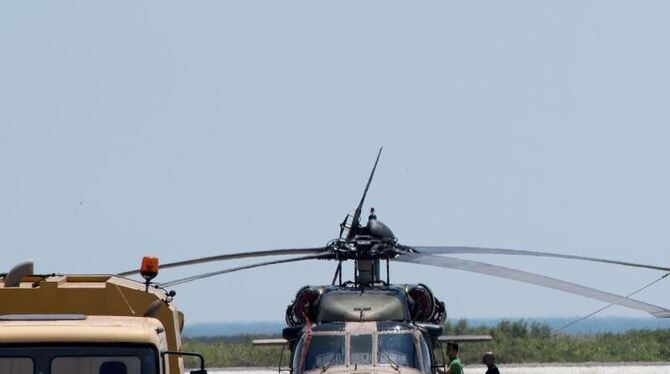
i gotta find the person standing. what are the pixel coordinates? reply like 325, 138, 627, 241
482, 352, 500, 374
438, 342, 464, 374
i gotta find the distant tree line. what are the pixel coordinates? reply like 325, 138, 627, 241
442, 319, 670, 364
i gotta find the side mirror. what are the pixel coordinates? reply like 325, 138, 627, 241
162, 351, 207, 374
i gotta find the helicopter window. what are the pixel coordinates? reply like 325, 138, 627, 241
378, 333, 420, 370
350, 334, 373, 365
0, 357, 33, 374
302, 335, 346, 371
418, 335, 432, 373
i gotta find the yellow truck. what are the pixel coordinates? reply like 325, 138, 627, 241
0, 259, 206, 374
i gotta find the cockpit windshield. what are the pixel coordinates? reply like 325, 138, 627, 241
378, 333, 419, 369
294, 329, 430, 373
301, 335, 346, 371
350, 335, 373, 365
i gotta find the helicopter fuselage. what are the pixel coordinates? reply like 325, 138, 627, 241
290, 321, 434, 374
279, 284, 446, 374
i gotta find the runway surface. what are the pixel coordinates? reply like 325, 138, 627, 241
207, 363, 670, 374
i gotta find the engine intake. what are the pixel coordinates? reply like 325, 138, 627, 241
285, 286, 322, 326
405, 284, 445, 324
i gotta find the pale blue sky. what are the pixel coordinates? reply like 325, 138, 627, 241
2, 1, 670, 322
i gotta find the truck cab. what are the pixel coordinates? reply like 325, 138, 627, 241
0, 315, 166, 374
0, 261, 205, 374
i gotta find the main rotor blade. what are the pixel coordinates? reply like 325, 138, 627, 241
394, 253, 670, 318
160, 254, 325, 287
117, 247, 329, 276
348, 147, 383, 239
410, 246, 670, 272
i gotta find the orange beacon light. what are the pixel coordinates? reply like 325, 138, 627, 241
140, 256, 159, 291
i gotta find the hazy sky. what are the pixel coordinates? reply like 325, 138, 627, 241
2, 1, 670, 323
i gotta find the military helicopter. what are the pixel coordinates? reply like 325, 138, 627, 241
120, 148, 670, 374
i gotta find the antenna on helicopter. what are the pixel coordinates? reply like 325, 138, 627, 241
341, 147, 383, 240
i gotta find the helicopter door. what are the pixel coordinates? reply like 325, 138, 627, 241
417, 334, 432, 373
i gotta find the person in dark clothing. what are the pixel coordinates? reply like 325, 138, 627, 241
482, 352, 499, 374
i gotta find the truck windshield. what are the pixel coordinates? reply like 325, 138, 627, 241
0, 344, 158, 374
0, 357, 32, 374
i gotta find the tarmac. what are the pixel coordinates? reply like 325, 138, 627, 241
207, 363, 670, 374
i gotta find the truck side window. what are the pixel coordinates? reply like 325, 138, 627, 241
52, 356, 141, 374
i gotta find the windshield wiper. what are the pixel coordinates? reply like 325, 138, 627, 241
320, 352, 340, 373
378, 348, 400, 372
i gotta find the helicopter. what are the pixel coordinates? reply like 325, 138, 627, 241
119, 147, 670, 374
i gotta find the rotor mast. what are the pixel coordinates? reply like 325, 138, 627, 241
345, 147, 386, 286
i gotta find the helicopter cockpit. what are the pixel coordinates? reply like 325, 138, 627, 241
292, 322, 433, 374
